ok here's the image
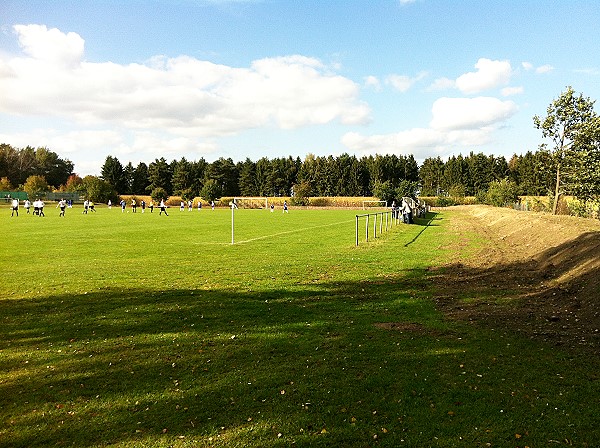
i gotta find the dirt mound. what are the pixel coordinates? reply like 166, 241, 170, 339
432, 205, 600, 353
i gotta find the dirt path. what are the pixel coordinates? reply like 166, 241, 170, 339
431, 205, 600, 353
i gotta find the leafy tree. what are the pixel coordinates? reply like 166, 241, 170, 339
34, 147, 74, 188
147, 158, 173, 195
150, 187, 168, 202
82, 176, 118, 203
448, 183, 466, 199
200, 178, 220, 202
291, 180, 311, 206
1, 144, 72, 188
395, 180, 419, 200
486, 178, 519, 207
64, 174, 85, 192
564, 115, 600, 200
23, 175, 49, 198
534, 86, 598, 213
372, 180, 395, 203
101, 156, 126, 193
0, 176, 13, 190
0, 145, 36, 186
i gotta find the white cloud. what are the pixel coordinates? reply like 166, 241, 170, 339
385, 72, 427, 92
521, 61, 533, 71
427, 77, 455, 91
13, 24, 84, 67
501, 86, 524, 97
364, 75, 382, 91
430, 97, 517, 130
455, 58, 513, 94
342, 96, 518, 159
0, 24, 371, 139
522, 61, 554, 74
535, 64, 554, 74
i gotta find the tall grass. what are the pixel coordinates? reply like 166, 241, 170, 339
1, 205, 598, 447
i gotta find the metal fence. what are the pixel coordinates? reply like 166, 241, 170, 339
355, 210, 400, 246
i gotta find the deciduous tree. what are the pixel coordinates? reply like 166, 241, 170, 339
534, 86, 598, 213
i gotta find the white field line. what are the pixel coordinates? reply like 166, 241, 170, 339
230, 218, 356, 245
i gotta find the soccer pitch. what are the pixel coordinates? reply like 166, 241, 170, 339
3, 206, 599, 447
2, 206, 413, 295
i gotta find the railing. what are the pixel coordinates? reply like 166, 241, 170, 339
355, 210, 400, 246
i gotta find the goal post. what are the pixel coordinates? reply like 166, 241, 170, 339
362, 200, 387, 210
233, 197, 269, 209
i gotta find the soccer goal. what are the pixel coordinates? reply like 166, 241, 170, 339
233, 197, 269, 209
362, 200, 387, 210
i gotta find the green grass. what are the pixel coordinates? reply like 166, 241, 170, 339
1, 205, 598, 447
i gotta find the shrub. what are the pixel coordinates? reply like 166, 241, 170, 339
485, 179, 519, 207
150, 187, 168, 202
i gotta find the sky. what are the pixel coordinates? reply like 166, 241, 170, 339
1, 0, 600, 177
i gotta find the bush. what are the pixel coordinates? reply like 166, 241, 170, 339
372, 180, 395, 204
567, 198, 600, 219
485, 179, 519, 207
151, 187, 168, 202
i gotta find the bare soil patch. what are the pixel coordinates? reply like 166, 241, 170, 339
431, 205, 600, 353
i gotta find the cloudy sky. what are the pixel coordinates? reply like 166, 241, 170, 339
1, 0, 599, 176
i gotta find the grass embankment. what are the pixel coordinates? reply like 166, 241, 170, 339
1, 206, 598, 447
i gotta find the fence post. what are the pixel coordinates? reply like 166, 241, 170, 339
366, 215, 369, 242
373, 213, 377, 238
355, 215, 359, 246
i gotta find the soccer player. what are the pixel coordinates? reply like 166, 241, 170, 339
11, 198, 18, 217
57, 198, 66, 217
159, 199, 169, 216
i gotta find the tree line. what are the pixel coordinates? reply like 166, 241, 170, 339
0, 145, 582, 203
1, 87, 598, 212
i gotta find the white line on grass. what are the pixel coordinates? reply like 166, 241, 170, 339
224, 218, 356, 245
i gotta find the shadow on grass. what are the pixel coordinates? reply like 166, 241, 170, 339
0, 272, 454, 447
2, 262, 600, 447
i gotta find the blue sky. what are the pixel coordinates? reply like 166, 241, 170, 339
1, 0, 599, 176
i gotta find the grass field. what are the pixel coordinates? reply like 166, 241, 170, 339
1, 205, 598, 447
